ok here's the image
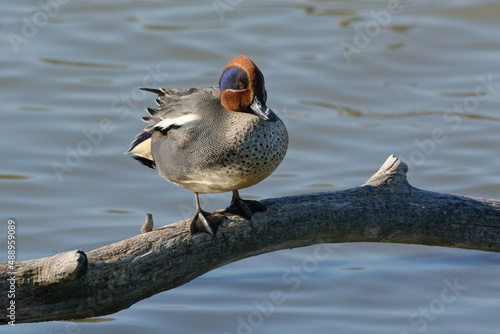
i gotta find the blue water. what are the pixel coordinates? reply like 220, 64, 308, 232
1, 0, 499, 333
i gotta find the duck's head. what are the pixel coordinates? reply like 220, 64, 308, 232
219, 55, 277, 122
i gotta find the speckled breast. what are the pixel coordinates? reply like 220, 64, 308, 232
183, 113, 288, 194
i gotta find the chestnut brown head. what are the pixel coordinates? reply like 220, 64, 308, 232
219, 55, 277, 122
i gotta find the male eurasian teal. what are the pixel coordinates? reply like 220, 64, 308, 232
127, 55, 288, 238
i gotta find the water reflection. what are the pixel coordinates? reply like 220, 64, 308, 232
39, 58, 128, 69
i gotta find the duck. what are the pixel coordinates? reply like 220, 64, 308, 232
127, 55, 288, 239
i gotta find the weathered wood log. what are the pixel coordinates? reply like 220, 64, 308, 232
1, 155, 499, 325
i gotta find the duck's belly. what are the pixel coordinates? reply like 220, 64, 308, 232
161, 118, 288, 194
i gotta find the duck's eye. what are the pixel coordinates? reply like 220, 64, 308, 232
238, 82, 245, 90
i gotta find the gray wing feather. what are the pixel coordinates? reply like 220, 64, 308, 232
139, 87, 218, 131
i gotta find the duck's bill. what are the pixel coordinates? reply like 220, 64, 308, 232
250, 97, 278, 122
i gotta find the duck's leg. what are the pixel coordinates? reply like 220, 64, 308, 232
190, 193, 222, 239
225, 190, 266, 219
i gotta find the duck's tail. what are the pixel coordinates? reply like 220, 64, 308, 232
126, 130, 155, 169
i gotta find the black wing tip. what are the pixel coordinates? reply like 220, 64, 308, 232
146, 107, 157, 116
140, 88, 164, 95
132, 156, 156, 169
128, 131, 153, 152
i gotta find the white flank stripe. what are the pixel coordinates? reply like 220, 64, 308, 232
155, 114, 199, 130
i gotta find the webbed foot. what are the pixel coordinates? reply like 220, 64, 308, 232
190, 209, 224, 239
225, 190, 266, 219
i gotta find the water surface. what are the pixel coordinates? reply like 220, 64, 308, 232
1, 0, 499, 333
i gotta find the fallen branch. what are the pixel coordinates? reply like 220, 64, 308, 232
1, 155, 499, 325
